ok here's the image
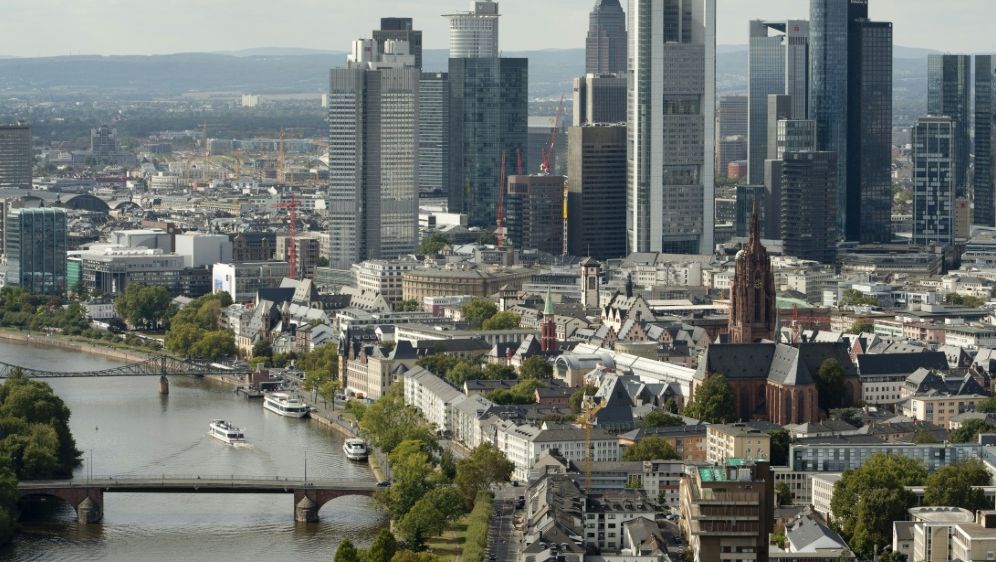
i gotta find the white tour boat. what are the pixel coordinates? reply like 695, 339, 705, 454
263, 392, 310, 418
208, 420, 246, 444
343, 438, 369, 461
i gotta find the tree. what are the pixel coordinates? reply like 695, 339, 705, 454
569, 384, 599, 414
482, 311, 521, 331
318, 379, 340, 409
419, 233, 449, 256
950, 418, 996, 443
622, 436, 680, 461
911, 429, 939, 444
461, 297, 498, 329
115, 284, 172, 330
397, 487, 465, 548
391, 551, 444, 562
383, 439, 438, 519
189, 330, 235, 360
642, 410, 685, 428
445, 360, 484, 387
839, 289, 879, 307
977, 396, 996, 413
831, 453, 926, 557
775, 482, 793, 506
395, 299, 421, 313
482, 364, 516, 380
455, 443, 515, 507
923, 459, 991, 511
767, 430, 790, 466
367, 528, 398, 562
252, 339, 273, 358
334, 539, 360, 562
946, 293, 986, 308
846, 321, 875, 335
360, 385, 434, 454
682, 374, 736, 423
0, 373, 81, 479
519, 355, 553, 381
816, 359, 848, 411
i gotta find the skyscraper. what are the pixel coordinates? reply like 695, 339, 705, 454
572, 74, 627, 127
810, 0, 892, 244
781, 151, 838, 264
90, 125, 118, 165
328, 39, 420, 269
4, 207, 68, 295
505, 175, 565, 256
418, 72, 449, 197
374, 18, 423, 69
0, 124, 32, 190
718, 95, 749, 139
628, 0, 715, 255
567, 124, 627, 260
447, 1, 528, 228
928, 54, 971, 196
445, 1, 499, 58
586, 0, 627, 75
976, 55, 996, 226
912, 116, 954, 247
747, 20, 809, 184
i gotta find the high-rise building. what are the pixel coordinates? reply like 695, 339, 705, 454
418, 72, 449, 197
928, 54, 971, 196
912, 116, 955, 247
628, 0, 715, 255
90, 125, 118, 164
734, 185, 764, 239
0, 124, 32, 189
567, 124, 627, 260
328, 39, 420, 270
810, 0, 892, 244
4, 207, 68, 294
765, 94, 792, 160
572, 74, 627, 127
775, 119, 817, 160
374, 18, 423, 69
975, 55, 996, 226
505, 175, 564, 256
717, 95, 748, 177
585, 0, 627, 75
781, 151, 838, 264
747, 20, 809, 184
445, 1, 499, 59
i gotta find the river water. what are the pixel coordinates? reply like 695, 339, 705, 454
0, 339, 386, 562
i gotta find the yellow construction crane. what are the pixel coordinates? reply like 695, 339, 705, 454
577, 392, 604, 492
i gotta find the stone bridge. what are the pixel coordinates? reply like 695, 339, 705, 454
17, 476, 379, 524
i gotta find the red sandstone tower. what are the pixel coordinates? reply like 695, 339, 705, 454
728, 206, 776, 344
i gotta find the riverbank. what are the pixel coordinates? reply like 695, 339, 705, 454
0, 328, 155, 364
299, 396, 390, 483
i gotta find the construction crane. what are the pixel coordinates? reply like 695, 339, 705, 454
515, 147, 524, 176
577, 392, 605, 492
273, 192, 298, 280
497, 151, 508, 248
539, 96, 565, 175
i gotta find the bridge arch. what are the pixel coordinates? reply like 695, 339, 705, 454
18, 487, 103, 524
293, 488, 375, 523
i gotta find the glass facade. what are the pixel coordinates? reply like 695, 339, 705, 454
974, 55, 996, 226
928, 54, 972, 196
912, 117, 954, 246
5, 208, 68, 295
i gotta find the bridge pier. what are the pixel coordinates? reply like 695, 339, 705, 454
159, 375, 169, 395
77, 495, 103, 524
294, 496, 318, 523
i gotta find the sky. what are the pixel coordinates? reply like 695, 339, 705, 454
2, 0, 994, 57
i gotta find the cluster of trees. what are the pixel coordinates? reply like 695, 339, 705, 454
115, 284, 172, 330
831, 454, 990, 558
815, 359, 848, 411
415, 353, 551, 403
418, 233, 450, 257
461, 298, 521, 330
164, 293, 236, 360
950, 418, 996, 443
0, 287, 90, 335
839, 289, 880, 308
252, 342, 340, 406
622, 436, 679, 461
945, 293, 987, 308
682, 374, 736, 424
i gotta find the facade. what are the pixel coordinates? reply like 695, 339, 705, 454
352, 259, 416, 305
975, 55, 996, 226
628, 0, 715, 255
774, 119, 816, 160
174, 233, 232, 268
706, 423, 771, 464
403, 367, 464, 433
728, 209, 775, 344
679, 460, 773, 562
211, 261, 290, 302
445, 0, 499, 59
717, 95, 749, 139
373, 18, 422, 69
781, 151, 838, 264
448, 57, 528, 228
328, 40, 420, 269
505, 175, 564, 255
418, 72, 449, 196
789, 442, 986, 473
567, 124, 627, 260
0, 124, 32, 189
912, 116, 955, 247
82, 248, 185, 296
928, 54, 972, 195
492, 421, 619, 482
734, 184, 764, 239
747, 20, 809, 184
90, 125, 118, 164
402, 267, 534, 301
4, 208, 67, 294
572, 74, 627, 127
585, 0, 627, 75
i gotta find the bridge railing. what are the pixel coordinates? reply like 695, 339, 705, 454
19, 475, 378, 488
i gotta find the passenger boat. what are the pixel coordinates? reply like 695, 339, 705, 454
208, 420, 246, 444
263, 392, 310, 418
343, 438, 369, 461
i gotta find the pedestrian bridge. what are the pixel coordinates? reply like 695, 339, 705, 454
17, 476, 380, 524
0, 356, 252, 378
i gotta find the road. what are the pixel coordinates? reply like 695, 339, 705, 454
487, 485, 523, 562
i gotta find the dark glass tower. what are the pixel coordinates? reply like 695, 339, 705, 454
976, 55, 996, 226
928, 54, 971, 196
373, 18, 423, 69
781, 151, 838, 264
586, 0, 627, 75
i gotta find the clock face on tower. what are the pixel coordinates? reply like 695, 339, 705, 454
754, 279, 762, 289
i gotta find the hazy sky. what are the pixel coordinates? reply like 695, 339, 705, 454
3, 0, 993, 57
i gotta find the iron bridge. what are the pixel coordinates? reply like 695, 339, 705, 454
0, 356, 252, 378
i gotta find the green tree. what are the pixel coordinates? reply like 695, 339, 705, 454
477, 231, 498, 245
367, 528, 398, 562
642, 410, 685, 428
976, 396, 996, 413
846, 321, 875, 335
361, 384, 435, 453
252, 339, 273, 358
391, 551, 444, 562
946, 293, 986, 308
775, 482, 793, 506
767, 430, 790, 466
445, 360, 484, 387
831, 453, 927, 558
950, 418, 996, 443
923, 459, 991, 511
0, 373, 81, 479
382, 439, 438, 519
461, 298, 498, 329
318, 379, 340, 408
840, 289, 879, 307
482, 364, 517, 380
397, 487, 466, 548
518, 355, 553, 381
482, 311, 521, 331
455, 443, 515, 507
189, 330, 235, 360
395, 299, 421, 313
682, 374, 736, 423
569, 384, 599, 415
115, 284, 172, 329
622, 436, 680, 461
816, 359, 847, 411
419, 233, 449, 256
334, 539, 360, 562
911, 429, 939, 444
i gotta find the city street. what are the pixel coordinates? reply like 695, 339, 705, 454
487, 486, 523, 562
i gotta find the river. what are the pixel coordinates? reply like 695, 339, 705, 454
0, 339, 386, 562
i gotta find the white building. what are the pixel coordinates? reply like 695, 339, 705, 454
490, 420, 620, 482
211, 261, 290, 302
353, 259, 417, 305
403, 367, 464, 433
174, 233, 233, 268
810, 473, 842, 521
444, 0, 499, 58
109, 229, 172, 251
